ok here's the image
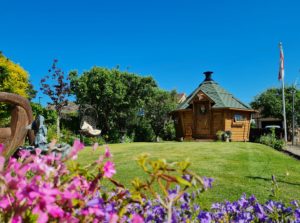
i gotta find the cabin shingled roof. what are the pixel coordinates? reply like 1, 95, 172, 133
176, 79, 252, 111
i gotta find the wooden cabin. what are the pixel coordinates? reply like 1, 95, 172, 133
172, 71, 255, 141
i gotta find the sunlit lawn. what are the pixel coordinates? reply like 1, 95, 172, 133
77, 142, 300, 208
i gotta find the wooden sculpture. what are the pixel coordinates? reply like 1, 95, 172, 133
0, 92, 34, 158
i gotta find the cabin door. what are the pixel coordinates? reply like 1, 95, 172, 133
195, 102, 210, 137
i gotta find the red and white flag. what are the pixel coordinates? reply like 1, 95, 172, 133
278, 42, 284, 81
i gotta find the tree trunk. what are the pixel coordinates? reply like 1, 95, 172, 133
56, 116, 60, 140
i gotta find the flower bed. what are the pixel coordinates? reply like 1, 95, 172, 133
0, 141, 299, 222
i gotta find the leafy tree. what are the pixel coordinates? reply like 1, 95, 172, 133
0, 52, 35, 126
40, 59, 70, 140
69, 67, 157, 141
30, 102, 57, 125
0, 52, 31, 97
145, 89, 178, 141
250, 86, 300, 131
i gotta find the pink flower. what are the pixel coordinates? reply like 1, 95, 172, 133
11, 215, 22, 223
0, 195, 14, 209
96, 155, 104, 165
93, 143, 99, 152
18, 149, 30, 160
35, 148, 42, 156
103, 161, 116, 178
132, 214, 144, 223
0, 144, 4, 154
109, 213, 119, 223
0, 156, 5, 172
104, 145, 112, 158
69, 139, 84, 159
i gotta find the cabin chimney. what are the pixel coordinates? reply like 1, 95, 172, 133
203, 71, 213, 81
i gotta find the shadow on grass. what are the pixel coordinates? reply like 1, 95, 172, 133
246, 176, 300, 187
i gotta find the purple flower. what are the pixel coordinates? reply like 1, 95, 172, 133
86, 197, 103, 207
295, 209, 300, 219
203, 177, 214, 190
292, 200, 299, 208
198, 211, 212, 223
182, 174, 192, 182
254, 204, 267, 221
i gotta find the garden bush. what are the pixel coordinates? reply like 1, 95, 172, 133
0, 142, 299, 222
259, 128, 285, 150
216, 131, 224, 141
81, 136, 106, 146
161, 120, 176, 141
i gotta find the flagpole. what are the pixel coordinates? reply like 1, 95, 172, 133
279, 42, 288, 143
281, 76, 288, 143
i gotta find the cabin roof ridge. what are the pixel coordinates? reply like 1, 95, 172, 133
174, 72, 252, 111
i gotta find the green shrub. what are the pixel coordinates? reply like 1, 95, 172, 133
60, 128, 78, 145
216, 130, 224, 141
133, 119, 155, 142
47, 124, 57, 142
162, 120, 176, 141
259, 128, 284, 150
81, 135, 106, 146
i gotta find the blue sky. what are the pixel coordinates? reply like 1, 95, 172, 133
1, 0, 300, 105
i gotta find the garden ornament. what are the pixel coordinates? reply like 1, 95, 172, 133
0, 92, 34, 158
25, 115, 72, 157
79, 105, 102, 137
81, 121, 101, 136
27, 115, 48, 151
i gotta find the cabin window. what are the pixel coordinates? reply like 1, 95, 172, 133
234, 114, 246, 122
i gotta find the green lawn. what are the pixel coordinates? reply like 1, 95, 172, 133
77, 142, 300, 208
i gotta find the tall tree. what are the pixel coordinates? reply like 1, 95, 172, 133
69, 67, 157, 141
145, 89, 178, 141
0, 52, 31, 97
250, 86, 300, 131
0, 52, 35, 125
40, 59, 70, 139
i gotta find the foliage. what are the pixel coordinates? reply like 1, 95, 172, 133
259, 128, 285, 150
215, 131, 232, 142
1, 142, 300, 222
81, 136, 106, 146
196, 195, 299, 222
132, 119, 155, 142
30, 102, 57, 125
161, 119, 176, 141
69, 67, 177, 142
144, 89, 178, 140
251, 86, 300, 131
46, 124, 59, 142
77, 142, 300, 207
69, 67, 157, 137
223, 130, 232, 141
60, 128, 78, 145
0, 52, 31, 97
0, 142, 209, 222
40, 59, 71, 140
60, 111, 80, 133
216, 130, 224, 141
0, 52, 35, 126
